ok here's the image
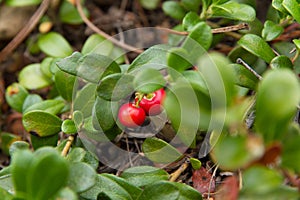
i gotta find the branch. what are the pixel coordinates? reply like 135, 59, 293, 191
61, 135, 75, 157
0, 0, 51, 64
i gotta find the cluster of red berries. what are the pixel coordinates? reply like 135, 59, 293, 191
118, 88, 166, 128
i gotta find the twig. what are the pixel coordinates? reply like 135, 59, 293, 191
169, 161, 189, 182
207, 164, 218, 199
75, 0, 143, 54
0, 0, 51, 64
237, 58, 263, 80
61, 135, 75, 157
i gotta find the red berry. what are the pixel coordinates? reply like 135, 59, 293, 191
118, 103, 146, 128
136, 88, 166, 116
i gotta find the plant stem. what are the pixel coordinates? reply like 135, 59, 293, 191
169, 161, 189, 182
237, 58, 263, 80
61, 135, 75, 157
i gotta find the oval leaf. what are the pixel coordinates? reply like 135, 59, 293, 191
22, 94, 43, 113
137, 181, 179, 200
5, 83, 29, 112
238, 34, 276, 63
22, 111, 62, 137
270, 55, 293, 70
55, 69, 76, 101
262, 20, 284, 41
62, 119, 77, 134
24, 99, 65, 115
162, 1, 186, 20
283, 0, 300, 23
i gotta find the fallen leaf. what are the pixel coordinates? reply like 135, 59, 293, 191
192, 167, 215, 194
215, 175, 239, 200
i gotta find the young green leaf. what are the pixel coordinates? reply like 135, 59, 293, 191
133, 68, 166, 94
121, 166, 169, 187
55, 69, 76, 102
238, 34, 276, 63
142, 137, 182, 163
19, 63, 52, 90
272, 0, 288, 14
162, 1, 186, 20
182, 11, 201, 31
38, 32, 73, 57
262, 20, 284, 41
5, 83, 29, 112
270, 55, 293, 70
255, 69, 300, 143
22, 111, 62, 137
61, 119, 77, 134
211, 2, 256, 22
283, 0, 300, 23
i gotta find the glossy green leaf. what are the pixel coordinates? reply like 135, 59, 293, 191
121, 166, 169, 187
182, 12, 201, 31
139, 0, 160, 10
167, 48, 192, 73
5, 83, 29, 112
67, 162, 96, 193
73, 83, 97, 118
142, 137, 182, 163
190, 158, 202, 170
24, 99, 65, 115
26, 147, 69, 200
162, 1, 186, 20
181, 0, 201, 12
133, 68, 166, 94
81, 174, 142, 200
238, 34, 276, 63
262, 20, 284, 41
137, 181, 179, 200
22, 94, 43, 113
5, 0, 41, 6
38, 32, 73, 57
182, 22, 212, 51
270, 55, 293, 69
23, 111, 62, 137
76, 53, 121, 83
128, 44, 170, 72
56, 51, 82, 76
19, 63, 52, 90
11, 149, 34, 197
229, 64, 259, 89
55, 69, 76, 101
242, 166, 283, 194
97, 73, 134, 101
283, 0, 300, 23
62, 119, 77, 134
30, 134, 59, 150
272, 0, 288, 13
211, 2, 256, 21
59, 0, 88, 25
255, 69, 300, 143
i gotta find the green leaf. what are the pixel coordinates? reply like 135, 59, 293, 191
92, 97, 121, 140
181, 0, 201, 12
22, 111, 62, 137
22, 94, 43, 113
283, 0, 300, 23
5, 83, 29, 112
24, 99, 65, 115
97, 73, 134, 101
255, 69, 300, 143
67, 162, 96, 193
137, 181, 179, 200
73, 83, 97, 118
77, 53, 121, 83
139, 0, 160, 10
229, 64, 259, 89
142, 137, 182, 163
61, 119, 77, 134
182, 12, 201, 31
19, 63, 52, 90
167, 48, 193, 73
81, 174, 141, 200
5, 0, 41, 6
171, 182, 202, 200
55, 69, 76, 101
162, 1, 186, 20
242, 166, 283, 194
52, 187, 78, 200
128, 44, 171, 72
0, 133, 21, 155
182, 22, 212, 51
0, 187, 13, 200
59, 0, 88, 25
293, 39, 300, 50
121, 166, 169, 187
211, 2, 256, 21
30, 134, 59, 149
9, 141, 30, 157
26, 147, 69, 200
56, 51, 82, 76
270, 55, 293, 70
133, 68, 166, 94
238, 34, 276, 63
272, 0, 288, 14
262, 20, 284, 41
38, 32, 73, 57
190, 158, 202, 170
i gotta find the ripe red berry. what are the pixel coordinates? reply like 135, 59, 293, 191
136, 88, 166, 116
118, 103, 146, 128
